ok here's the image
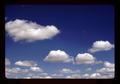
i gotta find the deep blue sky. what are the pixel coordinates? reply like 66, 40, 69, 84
5, 5, 114, 76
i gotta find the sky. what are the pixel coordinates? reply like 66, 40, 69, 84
5, 5, 114, 79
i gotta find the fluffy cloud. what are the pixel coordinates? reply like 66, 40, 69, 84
30, 66, 43, 72
5, 19, 60, 42
75, 53, 95, 64
97, 62, 114, 74
88, 41, 114, 53
44, 50, 70, 62
5, 58, 11, 66
82, 73, 90, 78
90, 73, 101, 78
104, 61, 114, 68
15, 60, 37, 67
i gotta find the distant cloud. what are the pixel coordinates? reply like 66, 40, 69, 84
5, 19, 60, 42
97, 61, 114, 74
15, 60, 37, 67
75, 53, 95, 64
88, 40, 114, 53
90, 73, 101, 78
5, 58, 11, 66
44, 50, 70, 62
30, 66, 43, 72
66, 74, 81, 79
60, 68, 80, 74
96, 61, 114, 78
104, 61, 114, 68
82, 73, 90, 78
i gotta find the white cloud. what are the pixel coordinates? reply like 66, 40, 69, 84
6, 67, 29, 75
44, 50, 70, 62
75, 53, 95, 64
5, 19, 60, 42
96, 61, 115, 78
61, 68, 73, 73
5, 58, 11, 66
82, 73, 90, 78
66, 74, 81, 79
60, 68, 80, 74
15, 60, 37, 67
104, 61, 114, 68
42, 76, 52, 79
51, 73, 64, 77
88, 40, 114, 53
90, 73, 101, 78
30, 66, 43, 72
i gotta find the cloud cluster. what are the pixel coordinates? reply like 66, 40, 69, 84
5, 19, 60, 42
97, 61, 114, 74
75, 53, 95, 64
88, 41, 114, 53
44, 50, 70, 62
15, 60, 37, 67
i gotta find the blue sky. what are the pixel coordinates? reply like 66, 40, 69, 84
5, 5, 114, 79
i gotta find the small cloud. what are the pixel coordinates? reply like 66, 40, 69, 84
60, 68, 80, 74
104, 61, 114, 68
88, 40, 114, 53
82, 73, 90, 78
44, 50, 70, 62
60, 68, 73, 73
15, 60, 37, 67
86, 68, 92, 71
75, 53, 95, 64
5, 19, 60, 42
90, 73, 101, 78
30, 66, 43, 72
66, 74, 81, 79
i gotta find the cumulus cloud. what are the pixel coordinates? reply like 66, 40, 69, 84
5, 19, 60, 42
88, 40, 114, 53
75, 53, 95, 64
15, 60, 37, 67
5, 58, 11, 66
44, 50, 70, 62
